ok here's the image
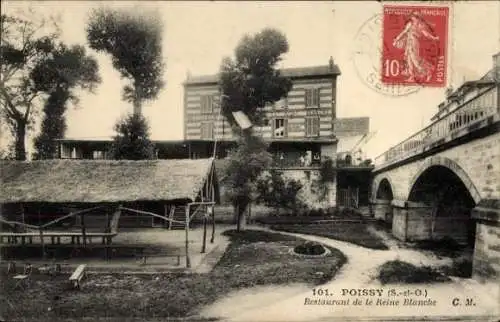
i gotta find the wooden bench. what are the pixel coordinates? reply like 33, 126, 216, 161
13, 263, 32, 290
69, 264, 86, 289
135, 249, 181, 266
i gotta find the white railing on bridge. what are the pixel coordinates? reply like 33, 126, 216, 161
374, 86, 499, 168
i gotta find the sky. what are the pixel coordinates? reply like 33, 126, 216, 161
1, 1, 499, 159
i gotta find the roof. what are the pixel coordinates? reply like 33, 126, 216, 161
337, 135, 365, 153
184, 64, 341, 85
0, 159, 216, 204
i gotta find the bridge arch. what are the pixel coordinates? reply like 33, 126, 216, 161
372, 176, 396, 201
407, 156, 480, 245
408, 156, 481, 204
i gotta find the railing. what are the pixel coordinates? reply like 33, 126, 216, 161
375, 86, 498, 167
271, 157, 321, 169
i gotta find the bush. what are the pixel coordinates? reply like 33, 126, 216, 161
294, 241, 326, 256
414, 237, 466, 258
440, 258, 472, 278
256, 170, 305, 212
378, 260, 450, 284
109, 113, 156, 160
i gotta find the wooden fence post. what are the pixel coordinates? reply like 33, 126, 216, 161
185, 205, 191, 268
201, 213, 207, 253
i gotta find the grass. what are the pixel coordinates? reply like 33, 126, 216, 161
271, 222, 389, 250
378, 260, 451, 284
255, 207, 365, 225
0, 229, 346, 321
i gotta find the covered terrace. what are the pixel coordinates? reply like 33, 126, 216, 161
0, 158, 220, 268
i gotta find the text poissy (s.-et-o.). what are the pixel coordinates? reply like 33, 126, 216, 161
311, 288, 429, 298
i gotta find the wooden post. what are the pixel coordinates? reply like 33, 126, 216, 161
185, 205, 191, 268
210, 206, 215, 244
164, 204, 168, 228
39, 228, 45, 259
81, 213, 87, 247
201, 214, 207, 253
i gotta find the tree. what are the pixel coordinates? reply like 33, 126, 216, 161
33, 44, 101, 159
219, 28, 293, 127
256, 170, 305, 214
108, 113, 156, 160
86, 7, 165, 116
222, 134, 272, 230
0, 10, 60, 160
219, 28, 292, 231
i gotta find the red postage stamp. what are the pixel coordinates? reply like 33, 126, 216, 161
382, 5, 449, 87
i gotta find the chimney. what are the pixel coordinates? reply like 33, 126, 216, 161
329, 56, 334, 71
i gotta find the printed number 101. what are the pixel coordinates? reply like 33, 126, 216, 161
312, 288, 331, 296
384, 59, 401, 77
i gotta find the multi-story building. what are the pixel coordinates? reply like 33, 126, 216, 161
183, 58, 341, 167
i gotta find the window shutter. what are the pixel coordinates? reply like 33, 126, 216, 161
314, 117, 320, 136
315, 88, 321, 107
305, 89, 311, 107
208, 96, 214, 113
201, 96, 206, 114
284, 118, 288, 137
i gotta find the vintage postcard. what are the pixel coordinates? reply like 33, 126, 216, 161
0, 1, 499, 322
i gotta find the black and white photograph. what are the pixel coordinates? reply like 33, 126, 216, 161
0, 1, 499, 321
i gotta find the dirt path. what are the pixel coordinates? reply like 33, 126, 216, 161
199, 226, 499, 321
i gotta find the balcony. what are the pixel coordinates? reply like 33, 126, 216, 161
374, 86, 499, 170
271, 156, 321, 169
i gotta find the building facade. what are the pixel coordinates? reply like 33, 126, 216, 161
183, 59, 340, 167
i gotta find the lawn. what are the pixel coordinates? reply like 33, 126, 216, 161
0, 229, 346, 321
271, 222, 389, 250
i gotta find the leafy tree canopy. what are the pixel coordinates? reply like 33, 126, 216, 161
219, 28, 292, 128
86, 7, 164, 113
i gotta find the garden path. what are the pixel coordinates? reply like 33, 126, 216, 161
200, 226, 499, 321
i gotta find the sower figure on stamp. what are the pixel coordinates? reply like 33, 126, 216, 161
392, 11, 440, 82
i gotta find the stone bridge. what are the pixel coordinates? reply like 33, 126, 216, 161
371, 86, 500, 280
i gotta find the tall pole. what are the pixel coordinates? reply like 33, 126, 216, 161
201, 214, 207, 253
185, 205, 191, 268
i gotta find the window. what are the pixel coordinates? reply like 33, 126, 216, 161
305, 117, 320, 137
305, 88, 321, 108
60, 144, 72, 158
273, 118, 287, 137
201, 122, 214, 139
200, 95, 214, 114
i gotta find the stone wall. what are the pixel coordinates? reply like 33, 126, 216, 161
472, 200, 500, 280
372, 199, 392, 222
391, 201, 470, 242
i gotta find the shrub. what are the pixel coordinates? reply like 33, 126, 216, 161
440, 258, 472, 278
414, 237, 465, 258
378, 260, 450, 284
294, 241, 326, 256
109, 113, 156, 160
